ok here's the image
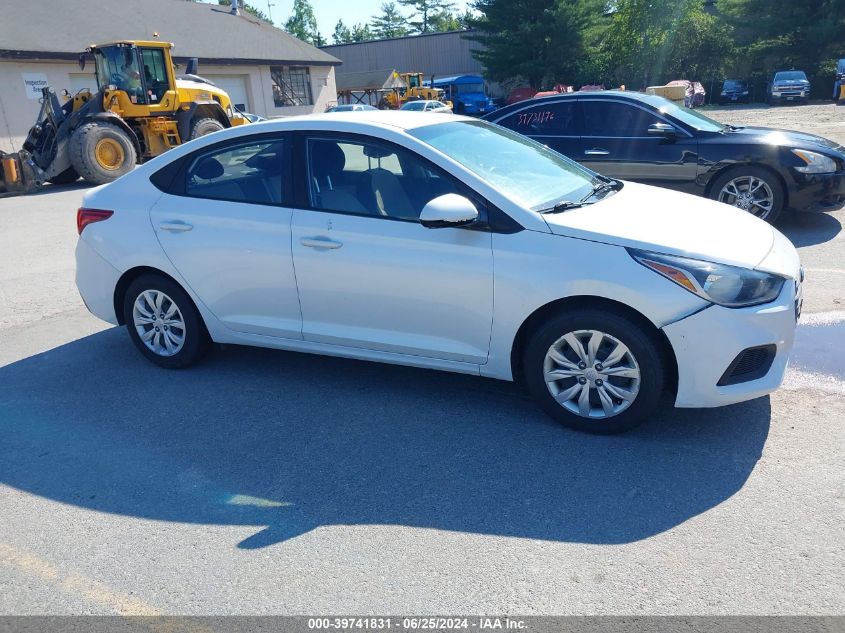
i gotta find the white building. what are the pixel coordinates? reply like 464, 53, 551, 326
0, 0, 340, 153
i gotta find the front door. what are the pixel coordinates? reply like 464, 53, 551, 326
150, 135, 302, 338
579, 99, 699, 194
290, 134, 494, 364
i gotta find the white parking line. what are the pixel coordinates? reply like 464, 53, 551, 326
782, 311, 845, 394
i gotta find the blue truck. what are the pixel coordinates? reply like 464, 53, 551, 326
430, 74, 495, 116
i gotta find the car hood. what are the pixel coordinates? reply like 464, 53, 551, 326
542, 181, 777, 270
729, 126, 845, 152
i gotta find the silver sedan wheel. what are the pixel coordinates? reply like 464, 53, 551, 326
717, 175, 775, 220
544, 329, 641, 419
132, 290, 186, 357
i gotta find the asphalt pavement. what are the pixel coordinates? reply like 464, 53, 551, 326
0, 184, 842, 615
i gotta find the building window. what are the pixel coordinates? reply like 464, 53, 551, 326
270, 66, 313, 107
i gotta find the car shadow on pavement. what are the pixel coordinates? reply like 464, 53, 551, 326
778, 211, 842, 247
0, 328, 771, 549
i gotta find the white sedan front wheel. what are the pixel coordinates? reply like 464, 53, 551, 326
524, 309, 666, 434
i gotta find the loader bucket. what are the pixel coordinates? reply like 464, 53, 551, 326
0, 152, 42, 197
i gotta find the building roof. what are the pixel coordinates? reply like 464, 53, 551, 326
0, 0, 340, 66
322, 29, 473, 49
335, 69, 407, 92
432, 74, 484, 85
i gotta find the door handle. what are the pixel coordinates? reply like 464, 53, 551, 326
584, 149, 610, 156
300, 236, 343, 250
159, 221, 193, 232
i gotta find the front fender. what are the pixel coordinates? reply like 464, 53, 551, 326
483, 230, 708, 381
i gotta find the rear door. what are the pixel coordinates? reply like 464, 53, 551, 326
149, 134, 302, 338
578, 99, 699, 193
492, 98, 582, 160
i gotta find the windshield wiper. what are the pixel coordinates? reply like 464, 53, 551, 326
539, 200, 585, 214
539, 177, 623, 214
581, 177, 623, 202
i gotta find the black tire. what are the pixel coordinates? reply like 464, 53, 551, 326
69, 121, 136, 185
189, 117, 225, 140
122, 274, 209, 369
522, 309, 666, 434
46, 166, 79, 185
708, 165, 786, 223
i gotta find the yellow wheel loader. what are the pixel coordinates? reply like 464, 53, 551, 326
378, 72, 451, 110
0, 40, 247, 195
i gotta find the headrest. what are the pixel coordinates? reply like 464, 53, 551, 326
193, 156, 224, 180
363, 144, 394, 159
312, 141, 346, 176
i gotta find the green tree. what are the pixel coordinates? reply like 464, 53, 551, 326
285, 0, 321, 44
720, 0, 845, 81
468, 0, 605, 89
371, 2, 410, 39
456, 8, 477, 29
350, 22, 375, 42
430, 8, 461, 31
216, 0, 271, 22
398, 0, 456, 33
332, 19, 353, 44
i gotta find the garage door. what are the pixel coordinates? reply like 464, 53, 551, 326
205, 74, 250, 112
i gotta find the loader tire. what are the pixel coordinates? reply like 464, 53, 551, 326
70, 122, 136, 185
47, 167, 79, 185
189, 117, 225, 140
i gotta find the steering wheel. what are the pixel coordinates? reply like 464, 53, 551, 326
109, 72, 124, 86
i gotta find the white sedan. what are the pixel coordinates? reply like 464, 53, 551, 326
400, 100, 452, 113
75, 112, 801, 434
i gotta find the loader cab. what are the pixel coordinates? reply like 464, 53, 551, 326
90, 41, 177, 110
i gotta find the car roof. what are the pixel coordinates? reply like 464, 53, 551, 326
483, 89, 671, 120
232, 110, 473, 133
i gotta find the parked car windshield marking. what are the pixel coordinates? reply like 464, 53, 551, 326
410, 120, 594, 211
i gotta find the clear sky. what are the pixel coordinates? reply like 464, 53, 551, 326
259, 0, 473, 42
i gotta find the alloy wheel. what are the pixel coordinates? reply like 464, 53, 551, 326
718, 176, 775, 220
132, 290, 186, 357
543, 329, 641, 419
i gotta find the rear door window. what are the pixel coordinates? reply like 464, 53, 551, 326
497, 100, 579, 136
185, 139, 286, 205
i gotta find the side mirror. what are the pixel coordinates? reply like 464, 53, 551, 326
420, 194, 479, 229
648, 122, 678, 139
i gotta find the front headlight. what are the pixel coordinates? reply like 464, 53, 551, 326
628, 249, 786, 308
792, 149, 837, 174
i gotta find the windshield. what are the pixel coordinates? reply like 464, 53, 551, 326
401, 101, 427, 111
774, 71, 807, 82
456, 82, 484, 94
94, 46, 144, 100
655, 101, 724, 132
409, 120, 595, 210
723, 80, 746, 89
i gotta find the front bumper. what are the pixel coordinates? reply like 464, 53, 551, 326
662, 281, 798, 408
788, 170, 845, 213
770, 90, 809, 102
